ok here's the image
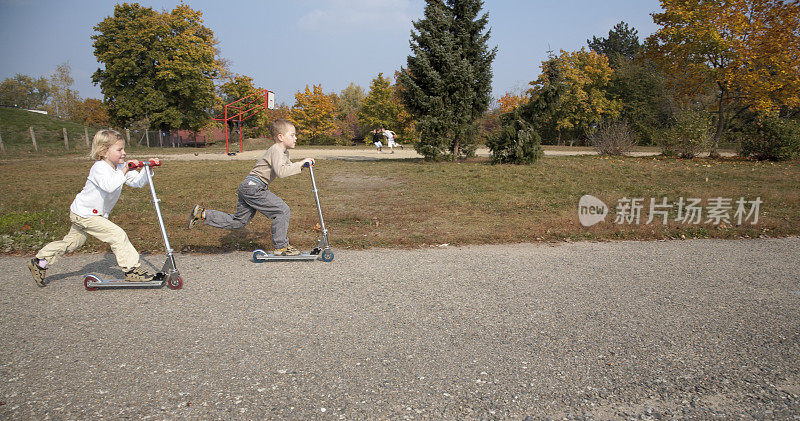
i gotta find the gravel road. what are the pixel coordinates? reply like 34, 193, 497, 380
2, 238, 799, 419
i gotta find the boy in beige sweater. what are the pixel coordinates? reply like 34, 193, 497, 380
188, 119, 314, 255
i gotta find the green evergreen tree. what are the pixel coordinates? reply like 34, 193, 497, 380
487, 108, 543, 164
587, 21, 641, 68
398, 0, 496, 161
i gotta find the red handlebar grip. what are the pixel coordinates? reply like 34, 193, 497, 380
126, 159, 160, 169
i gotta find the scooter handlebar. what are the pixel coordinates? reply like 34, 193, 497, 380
303, 161, 313, 168
127, 159, 162, 170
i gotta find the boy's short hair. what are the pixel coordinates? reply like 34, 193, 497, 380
270, 119, 295, 140
90, 129, 125, 160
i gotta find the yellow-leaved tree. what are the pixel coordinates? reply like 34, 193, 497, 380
646, 0, 800, 152
528, 49, 621, 144
498, 92, 528, 113
291, 84, 338, 143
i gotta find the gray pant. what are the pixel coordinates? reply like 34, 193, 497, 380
204, 176, 290, 249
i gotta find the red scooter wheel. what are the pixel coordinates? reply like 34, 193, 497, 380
84, 275, 99, 291
167, 275, 183, 290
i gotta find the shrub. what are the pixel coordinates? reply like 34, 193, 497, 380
486, 111, 544, 164
739, 116, 800, 161
589, 121, 637, 155
657, 108, 713, 158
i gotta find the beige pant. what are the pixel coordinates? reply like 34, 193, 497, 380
36, 212, 140, 270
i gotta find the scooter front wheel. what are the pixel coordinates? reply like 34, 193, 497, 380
84, 275, 100, 291
167, 275, 183, 290
253, 249, 267, 262
320, 249, 334, 262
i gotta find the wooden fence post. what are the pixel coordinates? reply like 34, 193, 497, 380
159, 131, 163, 147
63, 127, 69, 150
29, 126, 38, 152
145, 130, 150, 147
85, 127, 90, 148
0, 127, 5, 152
125, 128, 131, 144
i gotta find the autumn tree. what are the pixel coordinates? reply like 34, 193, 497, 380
359, 74, 401, 131
337, 82, 365, 139
0, 74, 50, 109
498, 92, 527, 113
92, 3, 223, 131
646, 0, 800, 153
527, 49, 621, 144
49, 62, 81, 119
80, 98, 111, 127
291, 84, 338, 142
398, 0, 497, 160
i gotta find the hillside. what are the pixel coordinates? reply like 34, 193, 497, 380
0, 107, 100, 155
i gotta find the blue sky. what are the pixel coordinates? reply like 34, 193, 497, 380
0, 0, 663, 107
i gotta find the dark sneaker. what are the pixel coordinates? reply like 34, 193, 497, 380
275, 245, 301, 256
124, 266, 155, 282
187, 204, 204, 229
27, 258, 46, 287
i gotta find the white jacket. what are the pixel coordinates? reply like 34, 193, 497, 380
70, 160, 152, 218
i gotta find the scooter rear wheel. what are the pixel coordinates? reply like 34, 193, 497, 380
167, 276, 183, 290
84, 275, 99, 291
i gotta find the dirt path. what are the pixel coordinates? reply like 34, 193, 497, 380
163, 147, 735, 162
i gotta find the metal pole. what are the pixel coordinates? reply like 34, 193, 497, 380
144, 164, 172, 253
224, 105, 229, 155
308, 165, 327, 235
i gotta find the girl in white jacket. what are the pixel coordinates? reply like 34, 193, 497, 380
27, 130, 160, 287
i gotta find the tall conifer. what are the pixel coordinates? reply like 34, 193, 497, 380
398, 0, 496, 161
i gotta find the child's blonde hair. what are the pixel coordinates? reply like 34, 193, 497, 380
270, 119, 295, 140
90, 129, 125, 160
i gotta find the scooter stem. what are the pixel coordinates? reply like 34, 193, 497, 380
143, 163, 172, 253
308, 165, 328, 236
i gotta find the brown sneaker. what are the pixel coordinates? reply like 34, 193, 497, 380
124, 266, 155, 282
187, 204, 204, 229
27, 258, 46, 287
274, 245, 301, 256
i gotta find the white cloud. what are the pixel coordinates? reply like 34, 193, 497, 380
297, 0, 421, 33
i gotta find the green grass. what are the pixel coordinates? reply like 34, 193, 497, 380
0, 154, 797, 255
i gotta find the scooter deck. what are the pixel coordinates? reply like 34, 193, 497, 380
85, 278, 165, 288
253, 253, 319, 262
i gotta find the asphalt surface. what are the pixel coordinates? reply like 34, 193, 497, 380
2, 238, 799, 420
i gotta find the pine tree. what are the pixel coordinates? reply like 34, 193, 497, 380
398, 0, 496, 161
587, 22, 640, 68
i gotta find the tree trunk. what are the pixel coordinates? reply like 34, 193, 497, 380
711, 84, 728, 158
63, 128, 69, 150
